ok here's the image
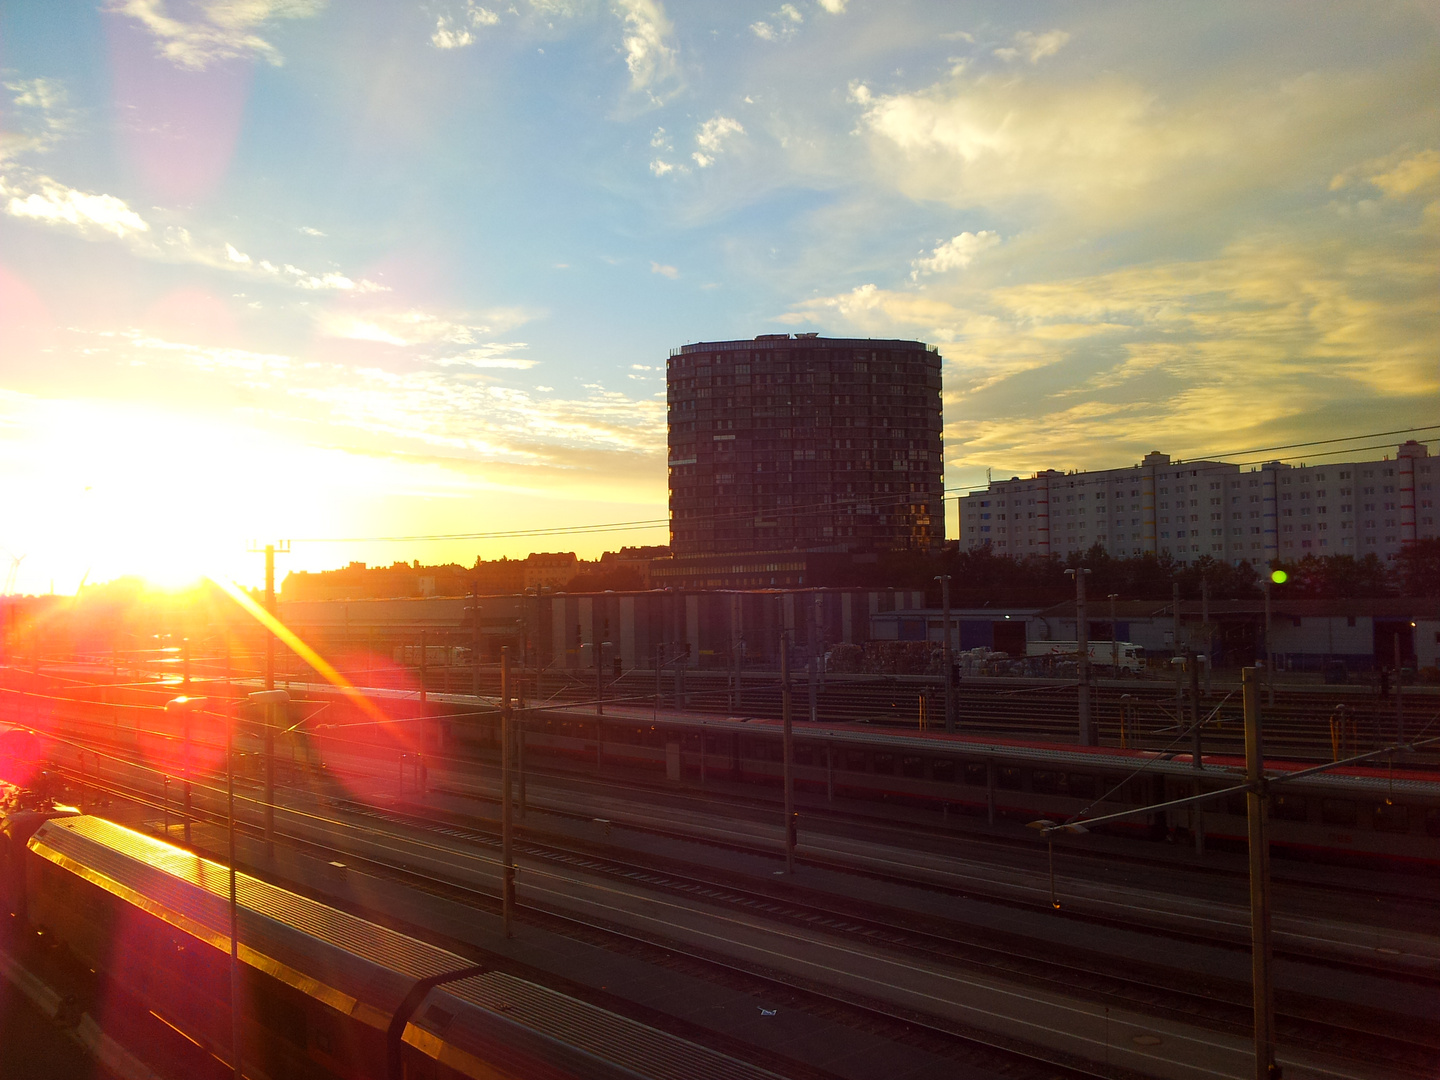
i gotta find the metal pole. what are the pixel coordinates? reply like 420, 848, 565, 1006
1263, 579, 1274, 707
596, 641, 604, 716
264, 701, 275, 856
183, 711, 192, 843
1191, 656, 1204, 856
517, 704, 527, 821
1242, 667, 1276, 1080
781, 634, 794, 874
1173, 581, 1183, 717
808, 655, 817, 724
655, 644, 663, 721
1070, 569, 1092, 745
1202, 577, 1212, 696
1394, 633, 1404, 745
1109, 594, 1118, 675
264, 544, 275, 693
938, 575, 953, 734
500, 647, 514, 938
471, 582, 481, 697
227, 713, 242, 1080
420, 629, 428, 710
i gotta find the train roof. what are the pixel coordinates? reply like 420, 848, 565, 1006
579, 708, 1440, 797
28, 816, 782, 1080
262, 680, 1440, 797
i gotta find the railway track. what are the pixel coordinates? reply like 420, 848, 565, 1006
10, 665, 1439, 764
26, 713, 1440, 1080
300, 793, 1440, 1079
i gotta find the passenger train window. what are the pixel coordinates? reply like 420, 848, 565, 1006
873, 753, 895, 775
930, 758, 956, 782
1270, 794, 1307, 822
1426, 808, 1440, 838
1372, 803, 1408, 833
1031, 771, 1062, 794
1067, 774, 1097, 799
996, 767, 1023, 790
901, 756, 924, 778
844, 750, 868, 772
1321, 799, 1357, 827
963, 762, 987, 786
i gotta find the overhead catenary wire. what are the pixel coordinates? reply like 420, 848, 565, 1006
276, 423, 1437, 544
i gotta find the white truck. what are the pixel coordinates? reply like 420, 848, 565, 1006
1025, 640, 1146, 673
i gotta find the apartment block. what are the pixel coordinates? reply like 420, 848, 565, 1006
667, 334, 944, 556
957, 440, 1436, 564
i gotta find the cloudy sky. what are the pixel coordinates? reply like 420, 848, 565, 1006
1, 1, 1436, 591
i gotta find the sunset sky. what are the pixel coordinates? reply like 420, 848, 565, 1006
1, 1, 1436, 592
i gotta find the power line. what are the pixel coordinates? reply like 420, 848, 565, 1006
288, 424, 1435, 544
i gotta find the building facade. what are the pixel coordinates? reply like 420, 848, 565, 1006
958, 440, 1437, 565
667, 334, 944, 557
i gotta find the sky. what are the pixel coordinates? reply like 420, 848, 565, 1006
0, 1, 1436, 593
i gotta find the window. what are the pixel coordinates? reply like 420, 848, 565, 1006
1270, 794, 1307, 821
1372, 803, 1408, 834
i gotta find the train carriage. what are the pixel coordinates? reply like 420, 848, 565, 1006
16, 815, 786, 1080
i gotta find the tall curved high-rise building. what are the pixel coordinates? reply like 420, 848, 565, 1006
666, 334, 944, 558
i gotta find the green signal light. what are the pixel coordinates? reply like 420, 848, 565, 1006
1270, 570, 1288, 584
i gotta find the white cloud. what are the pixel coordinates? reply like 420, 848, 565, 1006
431, 1, 499, 49
435, 344, 537, 369
911, 230, 1000, 278
650, 158, 678, 176
750, 22, 778, 41
0, 172, 388, 292
298, 225, 325, 236
319, 306, 533, 348
1, 174, 150, 239
691, 115, 743, 168
613, 0, 679, 97
750, 3, 802, 42
1, 79, 77, 162
107, 0, 327, 71
650, 261, 679, 278
994, 29, 1070, 65
815, 0, 846, 11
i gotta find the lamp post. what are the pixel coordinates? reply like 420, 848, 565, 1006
1065, 568, 1093, 745
935, 575, 953, 733
165, 695, 205, 845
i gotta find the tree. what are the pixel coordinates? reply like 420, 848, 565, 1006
1393, 538, 1440, 598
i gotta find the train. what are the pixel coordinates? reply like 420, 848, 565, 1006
14, 683, 1440, 868
428, 697, 1440, 866
0, 801, 784, 1080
